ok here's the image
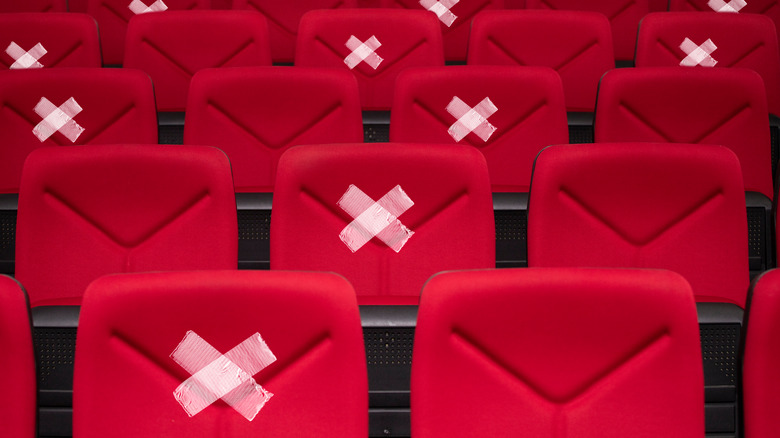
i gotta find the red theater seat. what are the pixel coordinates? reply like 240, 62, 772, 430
669, 0, 780, 52
468, 9, 613, 142
636, 12, 780, 118
185, 66, 363, 268
271, 143, 495, 305
16, 144, 237, 436
595, 67, 774, 275
271, 142, 494, 433
124, 10, 271, 113
391, 66, 568, 193
390, 65, 567, 267
74, 270, 367, 438
87, 0, 209, 66
16, 144, 237, 307
0, 68, 157, 194
528, 142, 748, 436
744, 269, 780, 438
0, 13, 101, 70
379, 0, 504, 62
232, 0, 358, 64
0, 275, 35, 438
296, 9, 444, 111
185, 67, 363, 193
412, 268, 704, 438
524, 0, 650, 63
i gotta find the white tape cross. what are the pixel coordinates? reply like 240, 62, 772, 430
446, 96, 498, 142
171, 331, 276, 421
338, 185, 414, 253
680, 38, 718, 67
420, 0, 459, 27
32, 97, 84, 143
344, 35, 383, 70
6, 42, 47, 69
128, 0, 168, 14
708, 0, 747, 12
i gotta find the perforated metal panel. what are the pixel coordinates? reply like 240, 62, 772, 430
237, 209, 271, 270
365, 124, 390, 143
365, 328, 414, 367
568, 124, 594, 144
747, 207, 764, 262
700, 324, 739, 386
34, 327, 76, 390
238, 210, 270, 242
158, 125, 184, 145
495, 209, 527, 268
0, 210, 14, 273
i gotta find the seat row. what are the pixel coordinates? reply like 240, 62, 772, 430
3, 141, 763, 437
2, 8, 780, 113
0, 62, 774, 275
5, 258, 780, 437
0, 266, 730, 437
4, 0, 780, 64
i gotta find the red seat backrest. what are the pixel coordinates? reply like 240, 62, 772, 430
232, 0, 358, 63
595, 67, 773, 200
74, 270, 367, 438
744, 268, 780, 438
296, 9, 444, 110
0, 13, 101, 69
636, 12, 780, 117
271, 143, 495, 305
412, 267, 705, 437
391, 65, 568, 192
525, 0, 650, 61
184, 67, 364, 192
528, 143, 749, 307
87, 0, 209, 65
0, 68, 157, 194
15, 145, 238, 307
669, 0, 780, 53
124, 10, 272, 112
379, 0, 504, 62
468, 10, 614, 113
0, 275, 35, 438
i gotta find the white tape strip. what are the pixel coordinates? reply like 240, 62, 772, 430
6, 42, 46, 69
446, 96, 498, 143
344, 35, 383, 70
128, 0, 168, 14
32, 97, 84, 143
420, 0, 459, 27
338, 184, 415, 253
171, 331, 276, 421
708, 0, 746, 12
680, 37, 718, 67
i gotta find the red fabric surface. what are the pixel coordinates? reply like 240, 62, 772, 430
271, 143, 495, 304
124, 10, 271, 112
185, 67, 363, 192
412, 267, 704, 438
468, 10, 614, 112
0, 13, 101, 69
15, 144, 238, 306
0, 68, 157, 193
528, 142, 750, 307
595, 67, 773, 200
0, 275, 36, 438
296, 9, 444, 110
74, 270, 367, 437
391, 65, 568, 192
